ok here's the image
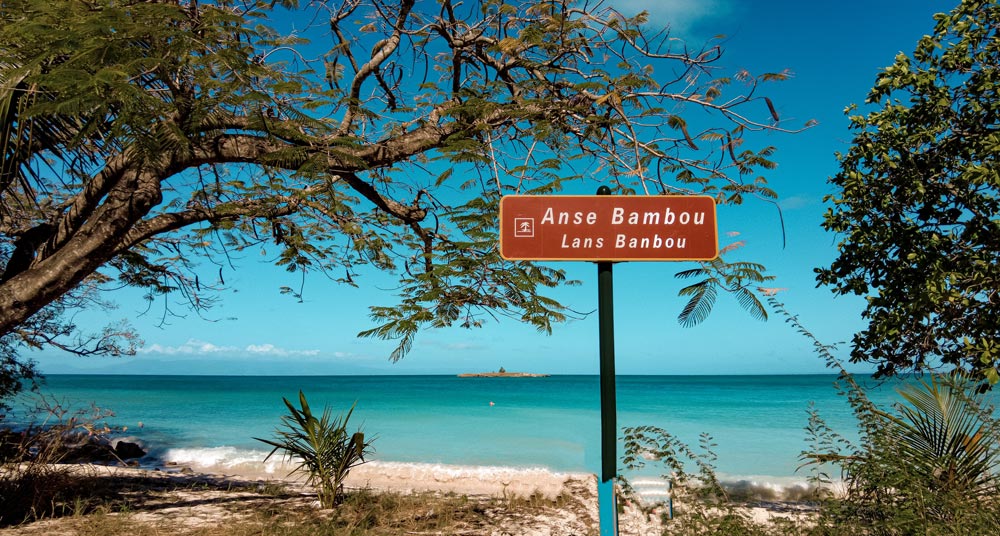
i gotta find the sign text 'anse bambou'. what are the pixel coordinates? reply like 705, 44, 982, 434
499, 195, 718, 262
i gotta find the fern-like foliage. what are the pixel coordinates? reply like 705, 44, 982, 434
675, 256, 772, 327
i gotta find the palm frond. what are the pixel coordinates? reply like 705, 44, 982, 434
887, 375, 1000, 496
254, 391, 373, 508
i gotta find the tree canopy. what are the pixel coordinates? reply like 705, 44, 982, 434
818, 0, 1000, 381
0, 0, 800, 397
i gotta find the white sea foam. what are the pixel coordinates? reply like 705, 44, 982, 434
630, 477, 670, 486
621, 473, 831, 503
150, 450, 590, 498
368, 460, 569, 479
159, 446, 288, 475
152, 446, 825, 502
717, 473, 818, 495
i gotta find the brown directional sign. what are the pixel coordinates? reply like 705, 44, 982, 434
499, 195, 718, 261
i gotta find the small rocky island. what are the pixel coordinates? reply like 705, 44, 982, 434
458, 366, 550, 378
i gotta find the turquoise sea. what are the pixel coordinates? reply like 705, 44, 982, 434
15, 374, 905, 497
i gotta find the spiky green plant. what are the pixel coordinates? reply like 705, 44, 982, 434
255, 391, 373, 508
888, 375, 1000, 498
807, 375, 1000, 533
776, 294, 1000, 533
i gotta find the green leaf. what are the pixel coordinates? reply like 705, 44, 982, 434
677, 280, 717, 328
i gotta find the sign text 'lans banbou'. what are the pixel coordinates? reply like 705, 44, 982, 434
499, 195, 719, 262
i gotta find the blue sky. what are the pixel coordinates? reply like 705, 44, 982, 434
34, 0, 948, 376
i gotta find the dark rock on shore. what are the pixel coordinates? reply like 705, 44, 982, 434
113, 440, 147, 460
59, 435, 147, 463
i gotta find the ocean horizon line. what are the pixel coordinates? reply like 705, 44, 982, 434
34, 371, 855, 378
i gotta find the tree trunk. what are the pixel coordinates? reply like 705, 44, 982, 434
0, 168, 163, 337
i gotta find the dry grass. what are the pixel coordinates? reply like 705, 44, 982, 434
0, 469, 600, 536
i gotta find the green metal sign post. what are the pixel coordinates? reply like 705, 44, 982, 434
498, 187, 719, 536
596, 186, 619, 535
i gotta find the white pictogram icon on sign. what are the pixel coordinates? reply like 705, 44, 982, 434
514, 218, 535, 237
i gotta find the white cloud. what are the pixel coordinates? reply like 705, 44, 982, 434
245, 343, 321, 357
140, 338, 319, 357
140, 339, 237, 355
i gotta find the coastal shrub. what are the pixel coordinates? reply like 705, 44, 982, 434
256, 391, 374, 509
614, 299, 1000, 535
620, 426, 810, 535
0, 427, 70, 525
0, 396, 117, 525
775, 298, 1000, 534
802, 374, 1000, 534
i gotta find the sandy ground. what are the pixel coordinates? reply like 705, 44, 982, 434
1, 462, 814, 535
346, 461, 586, 498
1, 463, 668, 535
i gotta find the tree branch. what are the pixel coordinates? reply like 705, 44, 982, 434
338, 0, 415, 134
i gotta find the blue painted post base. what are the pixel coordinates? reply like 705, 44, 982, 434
598, 478, 619, 535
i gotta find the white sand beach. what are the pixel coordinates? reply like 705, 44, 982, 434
347, 461, 588, 498
0, 459, 824, 535
1, 461, 674, 535
197, 459, 671, 533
